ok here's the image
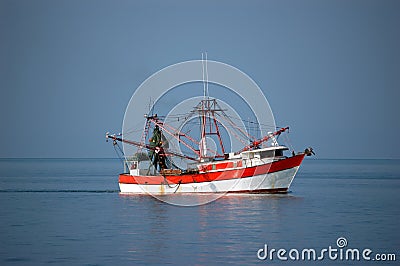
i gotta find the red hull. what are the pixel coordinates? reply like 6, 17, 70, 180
119, 154, 305, 185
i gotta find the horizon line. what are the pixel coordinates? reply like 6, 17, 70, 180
0, 157, 399, 160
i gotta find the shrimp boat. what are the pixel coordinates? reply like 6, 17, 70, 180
106, 96, 313, 194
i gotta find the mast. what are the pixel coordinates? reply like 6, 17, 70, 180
200, 52, 208, 160
108, 54, 291, 168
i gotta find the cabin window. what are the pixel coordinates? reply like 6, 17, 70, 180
275, 150, 283, 157
260, 151, 274, 158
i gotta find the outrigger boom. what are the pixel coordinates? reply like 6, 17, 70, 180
106, 133, 198, 161
106, 125, 290, 163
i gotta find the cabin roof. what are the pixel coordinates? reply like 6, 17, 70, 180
240, 146, 288, 154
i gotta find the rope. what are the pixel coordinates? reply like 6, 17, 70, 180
174, 180, 182, 193
163, 176, 182, 193
282, 132, 295, 152
113, 140, 129, 170
215, 112, 256, 142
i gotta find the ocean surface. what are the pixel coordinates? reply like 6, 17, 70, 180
0, 159, 399, 265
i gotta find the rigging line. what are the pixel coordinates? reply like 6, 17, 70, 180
113, 141, 129, 170
123, 127, 147, 135
148, 119, 201, 157
215, 111, 256, 141
172, 123, 220, 158
149, 97, 154, 116
180, 118, 250, 134
137, 119, 151, 154
123, 121, 152, 142
176, 119, 269, 132
146, 162, 153, 176
223, 114, 275, 139
182, 127, 194, 137
161, 124, 197, 155
152, 117, 201, 148
216, 104, 256, 141
283, 132, 295, 152
212, 114, 249, 147
166, 106, 203, 127
156, 108, 226, 119
223, 113, 274, 128
165, 138, 198, 159
165, 156, 183, 171
222, 114, 276, 129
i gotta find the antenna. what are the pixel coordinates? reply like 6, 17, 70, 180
248, 117, 251, 142
148, 97, 153, 116
205, 52, 209, 98
202, 53, 206, 99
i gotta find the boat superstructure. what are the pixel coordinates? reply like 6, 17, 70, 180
107, 97, 312, 194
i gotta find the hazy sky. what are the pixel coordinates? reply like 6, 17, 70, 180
1, 0, 399, 159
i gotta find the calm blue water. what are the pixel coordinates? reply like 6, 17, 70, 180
0, 159, 399, 265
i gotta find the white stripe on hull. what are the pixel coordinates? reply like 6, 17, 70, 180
119, 166, 300, 194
